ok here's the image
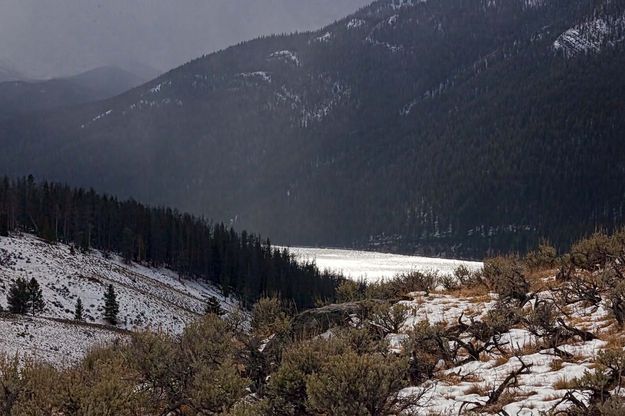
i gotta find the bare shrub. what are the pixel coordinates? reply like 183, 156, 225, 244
555, 273, 603, 308
597, 396, 625, 416
482, 302, 522, 336
566, 351, 624, 412
336, 279, 367, 303
371, 302, 410, 336
525, 242, 558, 270
570, 232, 618, 272
440, 274, 461, 291
609, 281, 625, 326
396, 271, 439, 294
307, 351, 429, 416
251, 296, 291, 339
265, 337, 348, 416
365, 280, 402, 301
523, 300, 595, 358
482, 256, 530, 305
460, 357, 532, 414
403, 322, 453, 383
336, 327, 389, 355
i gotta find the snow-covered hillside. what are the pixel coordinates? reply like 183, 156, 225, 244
0, 234, 235, 364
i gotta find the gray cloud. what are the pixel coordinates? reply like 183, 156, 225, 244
0, 0, 370, 79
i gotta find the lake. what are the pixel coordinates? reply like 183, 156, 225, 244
283, 246, 483, 283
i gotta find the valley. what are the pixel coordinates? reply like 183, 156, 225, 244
1, 0, 625, 414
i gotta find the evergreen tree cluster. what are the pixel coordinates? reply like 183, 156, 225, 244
6, 277, 44, 316
0, 177, 341, 308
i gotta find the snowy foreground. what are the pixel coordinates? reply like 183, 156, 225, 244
285, 246, 482, 282
390, 291, 604, 415
0, 235, 612, 415
0, 234, 235, 365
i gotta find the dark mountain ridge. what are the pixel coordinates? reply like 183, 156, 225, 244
1, 0, 624, 258
0, 66, 147, 120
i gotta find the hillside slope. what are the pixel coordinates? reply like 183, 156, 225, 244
1, 0, 624, 257
0, 66, 146, 120
0, 233, 236, 364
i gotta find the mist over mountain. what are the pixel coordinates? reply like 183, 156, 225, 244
2, 0, 625, 258
0, 0, 370, 79
0, 66, 148, 120
0, 59, 24, 82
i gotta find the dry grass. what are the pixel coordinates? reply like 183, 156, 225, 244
447, 285, 491, 299
480, 390, 522, 414
461, 373, 484, 383
553, 376, 577, 390
526, 268, 558, 292
479, 352, 492, 362
464, 383, 489, 396
494, 355, 509, 367
550, 359, 564, 371
501, 340, 543, 358
435, 371, 463, 386
600, 328, 625, 349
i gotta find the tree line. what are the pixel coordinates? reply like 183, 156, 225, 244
0, 176, 342, 308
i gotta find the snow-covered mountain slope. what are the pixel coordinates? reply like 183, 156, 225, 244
0, 234, 236, 364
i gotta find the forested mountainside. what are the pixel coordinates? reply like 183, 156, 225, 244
1, 0, 625, 257
0, 177, 341, 308
0, 66, 146, 120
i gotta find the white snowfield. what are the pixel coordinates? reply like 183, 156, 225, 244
0, 234, 236, 365
283, 246, 482, 282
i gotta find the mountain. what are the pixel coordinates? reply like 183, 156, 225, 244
1, 0, 625, 258
0, 66, 147, 120
64, 66, 147, 98
0, 59, 24, 82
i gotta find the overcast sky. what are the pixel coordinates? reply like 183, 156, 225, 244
0, 0, 370, 80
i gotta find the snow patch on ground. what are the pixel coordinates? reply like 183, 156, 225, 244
389, 0, 422, 10
347, 18, 366, 30
313, 32, 332, 43
554, 14, 625, 58
269, 50, 301, 67
0, 315, 123, 367
238, 71, 272, 84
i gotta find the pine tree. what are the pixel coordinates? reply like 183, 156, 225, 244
0, 212, 8, 237
103, 284, 119, 325
74, 298, 84, 321
7, 277, 30, 314
205, 296, 225, 316
27, 278, 44, 316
